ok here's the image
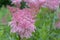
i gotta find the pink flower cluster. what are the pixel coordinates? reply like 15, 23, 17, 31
8, 0, 46, 39
8, 7, 36, 38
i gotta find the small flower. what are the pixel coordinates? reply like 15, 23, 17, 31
55, 20, 60, 28
11, 0, 22, 7
11, 0, 22, 4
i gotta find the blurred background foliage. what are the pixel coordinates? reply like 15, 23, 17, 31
0, 1, 60, 40
0, 0, 12, 7
34, 8, 60, 40
0, 7, 19, 40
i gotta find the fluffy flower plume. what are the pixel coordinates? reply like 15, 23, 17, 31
8, 6, 36, 38
8, 0, 46, 39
